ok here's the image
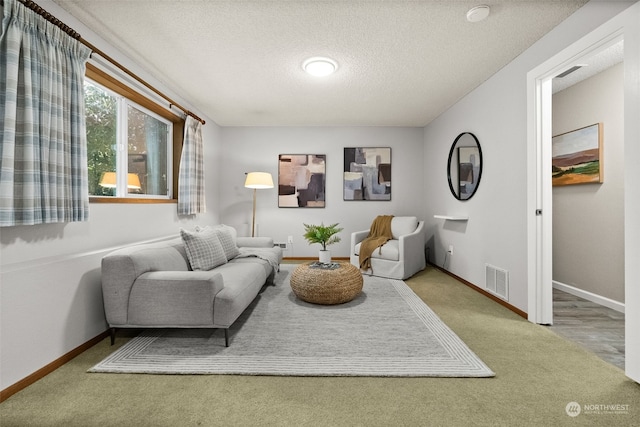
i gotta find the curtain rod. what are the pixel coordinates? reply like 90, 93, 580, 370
18, 0, 206, 125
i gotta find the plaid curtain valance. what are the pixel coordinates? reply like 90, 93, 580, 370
0, 0, 91, 226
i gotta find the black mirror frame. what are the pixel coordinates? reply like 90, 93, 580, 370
447, 132, 483, 201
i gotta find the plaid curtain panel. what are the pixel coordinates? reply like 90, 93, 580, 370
0, 0, 91, 226
177, 116, 206, 215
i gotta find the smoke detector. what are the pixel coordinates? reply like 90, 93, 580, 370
466, 5, 490, 23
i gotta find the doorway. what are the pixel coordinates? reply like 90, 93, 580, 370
526, 29, 624, 326
526, 4, 640, 383
548, 41, 625, 369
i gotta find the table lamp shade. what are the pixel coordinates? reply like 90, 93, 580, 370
99, 172, 142, 190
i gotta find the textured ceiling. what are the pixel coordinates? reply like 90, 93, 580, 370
53, 0, 589, 127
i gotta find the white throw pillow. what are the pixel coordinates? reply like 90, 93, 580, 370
180, 227, 227, 271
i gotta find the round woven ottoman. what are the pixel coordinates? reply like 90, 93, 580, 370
290, 262, 363, 305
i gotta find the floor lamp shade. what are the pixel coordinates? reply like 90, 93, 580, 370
244, 172, 274, 189
244, 172, 274, 237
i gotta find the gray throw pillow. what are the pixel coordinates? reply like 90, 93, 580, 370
213, 225, 241, 260
180, 227, 227, 271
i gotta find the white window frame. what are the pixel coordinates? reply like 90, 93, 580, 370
86, 78, 173, 199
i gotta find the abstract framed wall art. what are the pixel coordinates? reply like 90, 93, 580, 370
343, 147, 391, 201
552, 123, 603, 186
278, 154, 326, 207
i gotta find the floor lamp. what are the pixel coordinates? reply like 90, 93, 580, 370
244, 172, 274, 237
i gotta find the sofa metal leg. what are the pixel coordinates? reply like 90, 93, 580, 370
110, 327, 116, 346
223, 329, 230, 347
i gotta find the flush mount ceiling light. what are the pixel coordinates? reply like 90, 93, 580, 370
303, 57, 337, 77
466, 5, 490, 23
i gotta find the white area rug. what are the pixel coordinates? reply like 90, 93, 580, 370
90, 265, 494, 377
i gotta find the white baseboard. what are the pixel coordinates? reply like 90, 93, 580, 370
553, 280, 625, 313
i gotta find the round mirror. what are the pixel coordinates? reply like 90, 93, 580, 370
447, 132, 483, 201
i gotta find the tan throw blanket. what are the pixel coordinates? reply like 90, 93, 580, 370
359, 215, 394, 271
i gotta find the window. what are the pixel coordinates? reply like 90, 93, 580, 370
85, 79, 172, 198
84, 64, 184, 203
85, 80, 116, 196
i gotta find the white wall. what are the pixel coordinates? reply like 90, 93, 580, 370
0, 1, 222, 391
552, 63, 625, 303
218, 127, 425, 258
423, 1, 636, 313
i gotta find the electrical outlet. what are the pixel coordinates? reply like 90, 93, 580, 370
287, 235, 294, 244
448, 245, 454, 255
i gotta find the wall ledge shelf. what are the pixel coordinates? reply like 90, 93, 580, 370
434, 215, 469, 221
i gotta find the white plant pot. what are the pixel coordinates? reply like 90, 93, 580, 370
319, 250, 331, 264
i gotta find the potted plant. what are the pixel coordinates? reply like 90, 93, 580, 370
303, 222, 343, 263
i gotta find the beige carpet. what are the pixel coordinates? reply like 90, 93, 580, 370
1, 265, 639, 426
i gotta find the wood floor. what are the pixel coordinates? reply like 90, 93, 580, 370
548, 288, 625, 370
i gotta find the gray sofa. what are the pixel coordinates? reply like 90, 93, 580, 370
101, 225, 282, 346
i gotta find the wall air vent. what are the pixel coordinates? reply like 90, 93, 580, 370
556, 65, 583, 78
485, 264, 509, 301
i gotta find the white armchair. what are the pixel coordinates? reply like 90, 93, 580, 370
350, 216, 426, 280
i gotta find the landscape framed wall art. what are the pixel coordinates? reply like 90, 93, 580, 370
277, 154, 326, 207
343, 147, 391, 201
552, 123, 603, 186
